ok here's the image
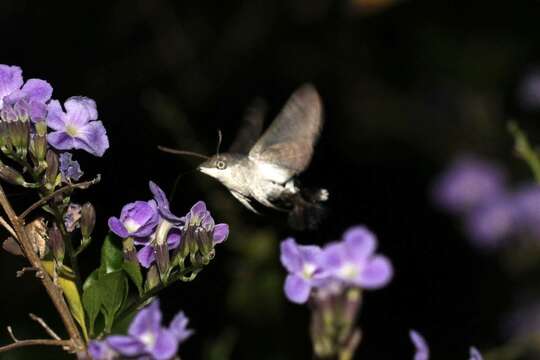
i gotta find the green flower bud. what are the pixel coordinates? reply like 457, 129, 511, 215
80, 202, 96, 239
48, 224, 64, 263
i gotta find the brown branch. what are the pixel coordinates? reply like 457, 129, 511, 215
29, 313, 61, 340
0, 183, 85, 353
0, 216, 16, 238
0, 339, 72, 353
19, 175, 101, 219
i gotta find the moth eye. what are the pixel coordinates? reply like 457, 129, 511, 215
216, 160, 227, 170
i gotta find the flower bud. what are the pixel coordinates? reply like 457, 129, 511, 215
64, 203, 82, 232
80, 202, 96, 239
45, 150, 59, 188
122, 237, 138, 263
48, 224, 64, 263
0, 163, 26, 186
8, 121, 30, 158
30, 121, 48, 165
155, 243, 170, 280
145, 265, 160, 291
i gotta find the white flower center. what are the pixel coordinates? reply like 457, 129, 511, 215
140, 331, 156, 348
302, 263, 316, 279
339, 262, 359, 280
66, 124, 79, 137
124, 219, 141, 233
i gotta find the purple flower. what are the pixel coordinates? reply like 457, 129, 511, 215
432, 156, 506, 214
0, 64, 52, 121
46, 97, 109, 157
465, 195, 515, 248
105, 300, 192, 360
280, 238, 327, 304
322, 226, 393, 289
59, 152, 83, 182
183, 201, 229, 246
409, 330, 429, 360
108, 201, 160, 239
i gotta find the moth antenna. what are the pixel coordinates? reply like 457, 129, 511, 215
216, 129, 223, 158
157, 146, 210, 160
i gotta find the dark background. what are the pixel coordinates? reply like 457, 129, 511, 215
1, 0, 539, 359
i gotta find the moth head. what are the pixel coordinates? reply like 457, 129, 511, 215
198, 153, 238, 181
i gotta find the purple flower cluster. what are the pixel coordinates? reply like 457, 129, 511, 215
89, 300, 193, 360
433, 155, 540, 248
280, 226, 393, 304
0, 64, 109, 183
108, 181, 229, 271
409, 330, 482, 360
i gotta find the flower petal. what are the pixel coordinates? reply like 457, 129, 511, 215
47, 131, 76, 151
469, 347, 483, 360
212, 223, 229, 244
150, 328, 178, 360
280, 238, 302, 273
409, 330, 429, 360
46, 100, 66, 130
107, 335, 145, 356
359, 255, 393, 289
129, 300, 162, 337
343, 226, 376, 262
65, 96, 97, 125
167, 231, 182, 249
169, 311, 193, 343
137, 244, 156, 268
0, 65, 23, 107
108, 217, 129, 238
284, 274, 311, 304
7, 78, 52, 103
76, 120, 109, 157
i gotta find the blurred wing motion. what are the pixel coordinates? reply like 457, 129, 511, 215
228, 98, 266, 154
248, 84, 323, 175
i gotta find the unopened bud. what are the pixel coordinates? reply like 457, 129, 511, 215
48, 224, 64, 263
155, 243, 170, 280
9, 121, 30, 158
31, 123, 48, 165
80, 202, 96, 239
0, 164, 26, 186
122, 237, 138, 263
45, 150, 59, 188
145, 265, 160, 291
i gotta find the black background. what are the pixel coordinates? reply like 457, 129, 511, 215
1, 1, 539, 359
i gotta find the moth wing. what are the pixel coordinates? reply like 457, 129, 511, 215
249, 84, 323, 175
229, 98, 266, 154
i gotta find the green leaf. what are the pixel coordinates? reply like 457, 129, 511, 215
100, 271, 128, 332
82, 282, 102, 336
123, 261, 143, 296
83, 269, 101, 291
100, 233, 123, 275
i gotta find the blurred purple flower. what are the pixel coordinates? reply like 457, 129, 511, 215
0, 64, 52, 121
46, 97, 109, 156
59, 152, 83, 182
432, 156, 506, 214
322, 226, 393, 289
108, 201, 160, 239
465, 196, 515, 248
409, 330, 429, 360
103, 300, 192, 360
512, 185, 540, 239
280, 238, 327, 304
469, 347, 483, 360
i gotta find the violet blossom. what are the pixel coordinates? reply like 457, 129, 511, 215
280, 238, 327, 304
90, 300, 193, 360
409, 329, 483, 360
108, 201, 160, 239
46, 97, 109, 156
322, 226, 393, 289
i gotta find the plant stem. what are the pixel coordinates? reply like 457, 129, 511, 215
0, 339, 72, 353
508, 122, 540, 183
0, 183, 85, 354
